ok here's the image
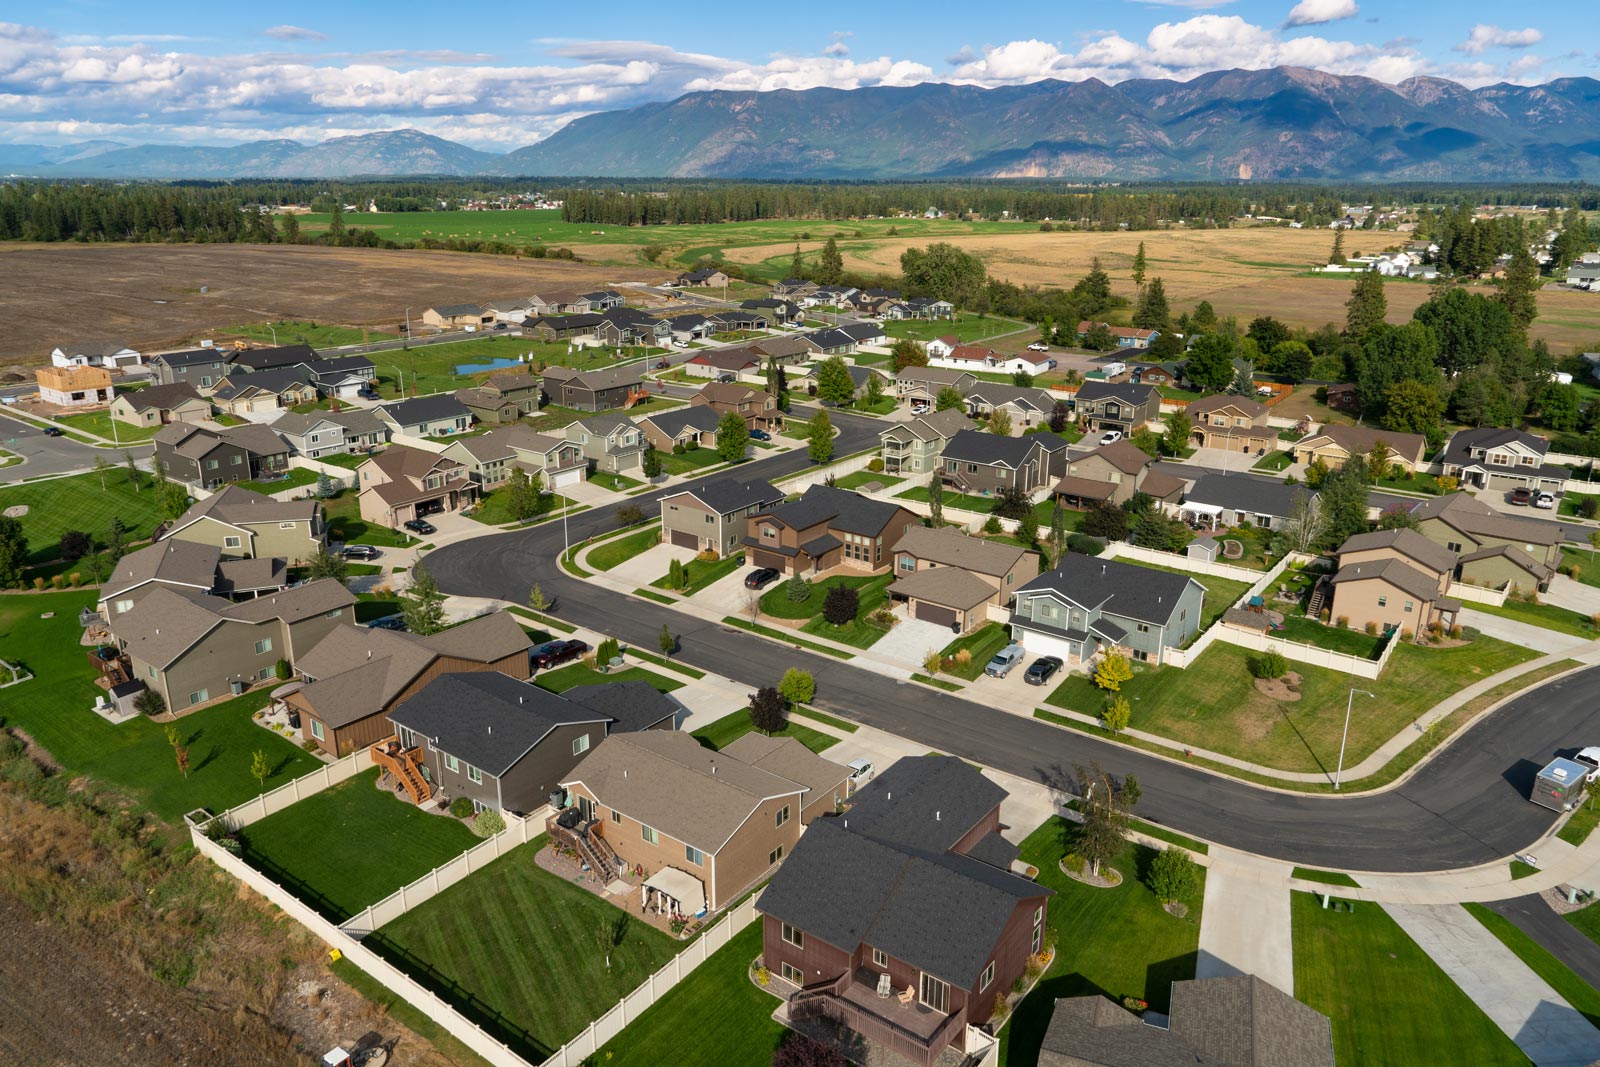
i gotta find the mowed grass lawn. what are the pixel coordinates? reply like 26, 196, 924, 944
1045, 633, 1535, 772
373, 335, 630, 398
691, 710, 840, 754
589, 525, 661, 571
759, 572, 895, 648
1471, 598, 1600, 639
52, 410, 162, 442
0, 591, 320, 821
369, 841, 683, 1060
533, 662, 683, 694
1293, 894, 1530, 1066
322, 488, 419, 548
1132, 561, 1252, 632
238, 768, 477, 922
1000, 817, 1205, 1066
2, 470, 166, 564
940, 621, 1012, 680
885, 313, 1022, 345
652, 552, 744, 595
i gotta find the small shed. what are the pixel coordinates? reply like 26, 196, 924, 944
1188, 535, 1220, 563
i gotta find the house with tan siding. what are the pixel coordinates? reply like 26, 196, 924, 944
1291, 423, 1426, 474
109, 382, 211, 428
1407, 492, 1559, 593
691, 381, 784, 433
1186, 394, 1274, 453
744, 486, 919, 577
1054, 440, 1185, 509
357, 445, 476, 528
888, 526, 1038, 632
98, 540, 287, 618
1326, 528, 1461, 636
660, 477, 784, 556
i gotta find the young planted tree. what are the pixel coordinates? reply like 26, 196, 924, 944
659, 623, 676, 659
807, 411, 835, 465
124, 449, 141, 491
667, 557, 686, 591
315, 470, 339, 499
158, 480, 190, 519
934, 386, 964, 412
1101, 695, 1131, 734
927, 474, 944, 527
104, 516, 129, 563
1016, 509, 1040, 547
1049, 400, 1070, 434
250, 749, 270, 789
306, 548, 349, 585
615, 503, 646, 528
529, 583, 550, 613
991, 485, 1031, 520
401, 562, 447, 635
863, 371, 886, 408
716, 410, 750, 463
988, 408, 1013, 437
1046, 501, 1067, 569
642, 445, 664, 480
1074, 762, 1135, 877
505, 467, 540, 524
175, 744, 190, 779
1094, 652, 1134, 692
749, 686, 789, 735
779, 668, 816, 706
93, 454, 113, 491
1162, 411, 1192, 457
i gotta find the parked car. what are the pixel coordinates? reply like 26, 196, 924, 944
847, 758, 875, 781
42, 426, 64, 437
1027, 341, 1049, 353
984, 644, 1026, 679
910, 402, 930, 415
403, 519, 436, 535
1534, 491, 1556, 510
1098, 430, 1123, 446
341, 544, 380, 561
1575, 746, 1600, 783
717, 373, 736, 384
493, 322, 508, 331
745, 566, 781, 590
1510, 487, 1533, 506
367, 616, 406, 631
530, 639, 590, 670
1024, 656, 1063, 686
750, 428, 771, 442
672, 339, 690, 348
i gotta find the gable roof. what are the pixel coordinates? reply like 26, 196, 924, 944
892, 525, 1030, 577
754, 484, 912, 537
56, 340, 137, 358
1327, 557, 1442, 602
365, 443, 459, 482
721, 733, 851, 808
687, 348, 763, 371
112, 580, 354, 668
1184, 473, 1305, 518
541, 365, 643, 392
169, 484, 318, 531
560, 681, 681, 734
940, 428, 1048, 468
378, 394, 470, 427
102, 539, 223, 601
1074, 380, 1161, 407
1337, 527, 1456, 574
1439, 427, 1563, 478
883, 406, 974, 443
389, 673, 611, 778
665, 476, 784, 516
213, 365, 317, 400
229, 344, 319, 371
889, 567, 999, 611
1187, 393, 1268, 421
572, 412, 638, 436
1017, 554, 1204, 627
1080, 439, 1156, 475
429, 302, 485, 317
1408, 492, 1562, 546
120, 382, 203, 413
749, 335, 820, 359
965, 382, 1056, 412
895, 366, 974, 388
153, 347, 231, 368
1299, 422, 1425, 458
695, 381, 767, 407
417, 611, 531, 663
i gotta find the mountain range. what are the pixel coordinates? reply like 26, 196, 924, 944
7, 67, 1600, 181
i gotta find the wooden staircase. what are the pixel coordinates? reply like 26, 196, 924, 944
1305, 576, 1331, 620
371, 736, 432, 805
551, 817, 621, 882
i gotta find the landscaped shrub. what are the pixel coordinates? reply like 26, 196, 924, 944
1318, 608, 1331, 622
1147, 846, 1200, 904
866, 606, 897, 631
1062, 852, 1087, 875
449, 797, 475, 819
134, 688, 165, 717
1067, 533, 1105, 556
1401, 628, 1415, 642
1363, 620, 1379, 636
49, 574, 62, 589
68, 572, 81, 587
31, 577, 43, 591
275, 658, 292, 681
954, 648, 972, 669
992, 993, 1011, 1023
1249, 648, 1289, 680
749, 686, 788, 734
867, 457, 884, 472
983, 516, 1003, 535
1449, 623, 1464, 639
1335, 615, 1349, 629
470, 810, 506, 837
695, 549, 718, 562
1582, 497, 1600, 520
822, 583, 859, 626
784, 575, 810, 602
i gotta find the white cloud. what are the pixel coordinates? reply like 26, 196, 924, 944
262, 26, 327, 42
1285, 0, 1359, 29
825, 31, 852, 57
1455, 25, 1543, 55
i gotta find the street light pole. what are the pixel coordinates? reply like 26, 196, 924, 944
387, 365, 404, 399
404, 306, 413, 351
268, 324, 278, 347
1334, 688, 1376, 790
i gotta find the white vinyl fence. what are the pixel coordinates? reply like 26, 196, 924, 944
1102, 540, 1270, 584
1210, 619, 1401, 680
775, 449, 878, 493
210, 748, 372, 831
1448, 580, 1509, 607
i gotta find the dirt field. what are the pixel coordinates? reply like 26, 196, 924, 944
0, 243, 670, 365
724, 226, 1600, 352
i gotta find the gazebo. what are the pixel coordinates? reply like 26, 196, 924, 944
642, 867, 707, 919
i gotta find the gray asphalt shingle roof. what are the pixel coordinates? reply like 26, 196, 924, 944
1017, 555, 1204, 628
1184, 473, 1306, 518
756, 484, 911, 537
388, 673, 610, 778
667, 476, 784, 516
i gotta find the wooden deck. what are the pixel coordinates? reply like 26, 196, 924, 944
370, 736, 432, 805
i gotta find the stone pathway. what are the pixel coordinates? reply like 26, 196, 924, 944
1197, 847, 1295, 994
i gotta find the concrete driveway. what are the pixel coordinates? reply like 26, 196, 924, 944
691, 563, 765, 617
1197, 848, 1294, 995
870, 607, 955, 668
1545, 575, 1600, 617
1460, 607, 1592, 655
607, 541, 694, 587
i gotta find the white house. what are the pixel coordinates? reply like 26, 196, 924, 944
51, 341, 143, 369
928, 342, 1055, 376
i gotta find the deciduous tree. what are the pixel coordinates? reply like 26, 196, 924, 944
807, 411, 834, 464
716, 411, 750, 462
748, 686, 788, 734
401, 562, 447, 635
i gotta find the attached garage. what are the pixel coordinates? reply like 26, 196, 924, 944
1014, 625, 1083, 662
912, 601, 959, 627
549, 466, 586, 489
888, 567, 997, 636
669, 528, 700, 550
748, 548, 791, 573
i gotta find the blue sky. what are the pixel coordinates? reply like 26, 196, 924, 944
1, 1, 1591, 149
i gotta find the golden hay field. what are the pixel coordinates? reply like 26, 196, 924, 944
727, 226, 1600, 351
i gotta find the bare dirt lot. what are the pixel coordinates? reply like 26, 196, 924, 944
726, 226, 1600, 351
0, 243, 670, 365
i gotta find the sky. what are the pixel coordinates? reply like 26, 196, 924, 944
0, 1, 1593, 150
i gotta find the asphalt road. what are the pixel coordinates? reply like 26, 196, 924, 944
1487, 894, 1600, 992
0, 412, 153, 484
429, 412, 1600, 873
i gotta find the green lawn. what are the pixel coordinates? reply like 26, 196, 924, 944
833, 470, 904, 491
1465, 903, 1600, 1029
851, 397, 898, 416
1293, 893, 1530, 1067
939, 622, 1013, 680
238, 768, 477, 922
53, 410, 163, 442
1130, 562, 1253, 632
690, 710, 840, 754
799, 573, 896, 648
1473, 598, 1599, 639
532, 662, 683, 694
473, 488, 573, 526
1291, 867, 1362, 888
1560, 547, 1600, 589
589, 525, 661, 571
1, 470, 166, 565
897, 484, 1058, 525
368, 841, 683, 1060
759, 572, 881, 619
885, 313, 1021, 345
1274, 614, 1388, 659
653, 553, 744, 595
237, 467, 320, 495
1560, 794, 1600, 847
322, 489, 419, 548
1252, 450, 1294, 472
373, 335, 631, 399
1568, 901, 1600, 948
721, 617, 853, 659
661, 446, 728, 476
1045, 633, 1535, 773
589, 471, 643, 492
0, 591, 321, 821
1374, 471, 1447, 496
317, 450, 371, 470
1000, 817, 1205, 1066
220, 319, 395, 348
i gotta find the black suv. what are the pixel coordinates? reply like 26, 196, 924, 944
744, 567, 781, 590
1024, 656, 1063, 686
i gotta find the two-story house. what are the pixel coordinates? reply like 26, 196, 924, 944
895, 366, 977, 404
438, 434, 519, 489
676, 267, 730, 288
744, 485, 920, 577
939, 429, 1070, 495
660, 477, 784, 555
1186, 394, 1275, 454
879, 407, 974, 476
557, 730, 848, 913
1439, 427, 1567, 494
109, 382, 211, 428
454, 372, 541, 424
690, 381, 784, 433
306, 355, 378, 400
388, 674, 679, 814
566, 413, 646, 474
964, 383, 1059, 430
1010, 554, 1207, 667
541, 365, 645, 411
477, 423, 589, 490
357, 444, 476, 528
1055, 440, 1185, 510
271, 408, 387, 458
149, 347, 238, 390
888, 526, 1039, 632
1071, 382, 1162, 436
110, 579, 354, 711
635, 405, 723, 453
1409, 492, 1559, 593
155, 423, 290, 489
162, 485, 326, 562
1291, 423, 1426, 474
35, 365, 114, 407
760, 757, 1051, 1067
1325, 528, 1461, 636
527, 290, 592, 316
98, 539, 287, 619
375, 395, 473, 439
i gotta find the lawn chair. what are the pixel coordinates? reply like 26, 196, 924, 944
897, 985, 916, 1005
876, 973, 892, 998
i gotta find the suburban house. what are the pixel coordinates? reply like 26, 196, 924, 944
583, 289, 626, 312
1291, 423, 1426, 474
527, 290, 593, 316
773, 278, 819, 300
525, 314, 607, 341
889, 526, 1039, 632
760, 757, 1051, 1067
357, 445, 477, 528
97, 539, 287, 618
744, 485, 920, 577
593, 308, 672, 347
1039, 975, 1333, 1067
1131, 363, 1177, 387
741, 298, 804, 324
668, 314, 717, 343
1010, 554, 1207, 666
1325, 528, 1461, 635
660, 477, 784, 555
1071, 382, 1162, 436
454, 372, 541, 424
557, 730, 846, 913
635, 405, 723, 453
540, 365, 645, 411
109, 382, 210, 428
483, 297, 534, 321
1438, 427, 1567, 494
690, 381, 783, 433
285, 611, 533, 758
1186, 394, 1275, 453
895, 366, 977, 403
939, 429, 1070, 495
926, 340, 1055, 376
50, 341, 142, 369
387, 674, 680, 813
805, 362, 887, 402
210, 367, 319, 416
35, 365, 113, 407
471, 423, 588, 490
1324, 383, 1360, 412
964, 383, 1059, 430
676, 268, 730, 288
109, 579, 355, 711
421, 303, 493, 329
879, 407, 974, 476
228, 344, 319, 373
1054, 440, 1185, 509
1409, 493, 1559, 593
375, 395, 473, 439
1179, 473, 1312, 531
162, 485, 326, 562
304, 356, 376, 400
1076, 321, 1159, 350
154, 423, 290, 489
804, 326, 867, 355
271, 408, 387, 458
685, 348, 764, 380
566, 413, 646, 473
898, 296, 956, 319
750, 334, 821, 365
719, 732, 854, 824
437, 433, 519, 489
149, 347, 237, 390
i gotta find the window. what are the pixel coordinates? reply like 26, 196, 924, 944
1377, 595, 1388, 607
1032, 925, 1043, 955
899, 556, 916, 572
872, 947, 888, 968
781, 962, 804, 985
188, 689, 208, 706
466, 764, 482, 784
230, 454, 242, 465
610, 809, 621, 823
781, 923, 804, 948
114, 599, 134, 614
980, 961, 996, 992
311, 720, 324, 740
705, 513, 714, 524
1446, 541, 1463, 553
224, 535, 242, 549
572, 734, 590, 756
1404, 600, 1414, 613
207, 459, 220, 471
444, 754, 459, 773
257, 666, 273, 680
147, 665, 157, 679
919, 973, 950, 1013
769, 844, 785, 865
685, 845, 704, 866
325, 608, 343, 619
279, 521, 296, 530
1179, 609, 1187, 621
1136, 623, 1150, 634
642, 824, 660, 845
253, 638, 273, 655
1035, 906, 1044, 925
775, 804, 791, 828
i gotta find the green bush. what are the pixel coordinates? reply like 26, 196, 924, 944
785, 575, 811, 602
1249, 648, 1290, 680
449, 797, 475, 819
1063, 852, 1086, 875
822, 582, 859, 626
1066, 533, 1105, 557
471, 810, 506, 838
779, 668, 816, 705
1147, 846, 1200, 903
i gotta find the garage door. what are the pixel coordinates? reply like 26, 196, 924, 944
669, 528, 699, 550
914, 601, 959, 627
749, 548, 788, 572
550, 467, 585, 489
1017, 628, 1077, 661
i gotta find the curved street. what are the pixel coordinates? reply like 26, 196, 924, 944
426, 408, 1599, 874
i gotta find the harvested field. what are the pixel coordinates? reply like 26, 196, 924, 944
0, 243, 670, 364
